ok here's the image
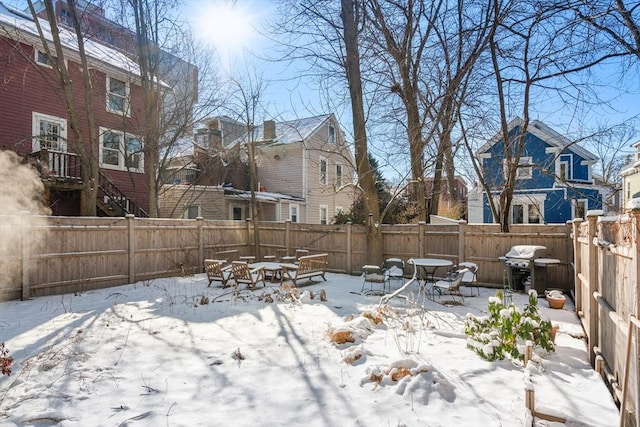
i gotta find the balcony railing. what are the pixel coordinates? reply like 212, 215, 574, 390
25, 149, 82, 182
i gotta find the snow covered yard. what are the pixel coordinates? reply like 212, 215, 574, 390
0, 272, 619, 426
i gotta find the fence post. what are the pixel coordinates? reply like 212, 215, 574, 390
586, 211, 599, 366
572, 219, 583, 314
418, 221, 426, 258
285, 220, 291, 255
126, 214, 135, 284
246, 218, 252, 256
347, 222, 352, 274
458, 220, 467, 264
21, 211, 30, 300
197, 217, 204, 272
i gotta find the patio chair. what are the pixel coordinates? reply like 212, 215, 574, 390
433, 267, 469, 302
231, 261, 266, 289
361, 264, 386, 295
383, 258, 405, 290
204, 259, 233, 288
458, 261, 479, 296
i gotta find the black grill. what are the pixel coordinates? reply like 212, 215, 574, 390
499, 245, 559, 292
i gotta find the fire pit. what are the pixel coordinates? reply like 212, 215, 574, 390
499, 245, 560, 293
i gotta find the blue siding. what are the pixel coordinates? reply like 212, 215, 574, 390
478, 122, 602, 224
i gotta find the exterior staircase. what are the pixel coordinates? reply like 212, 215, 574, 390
25, 149, 148, 217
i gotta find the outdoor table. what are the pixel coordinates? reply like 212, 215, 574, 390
408, 258, 453, 299
250, 262, 297, 284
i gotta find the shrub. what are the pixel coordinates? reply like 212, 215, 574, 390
464, 290, 555, 362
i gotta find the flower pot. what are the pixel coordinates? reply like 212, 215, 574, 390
546, 290, 566, 309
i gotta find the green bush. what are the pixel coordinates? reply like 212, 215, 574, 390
464, 290, 555, 362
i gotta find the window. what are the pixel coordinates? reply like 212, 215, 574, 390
336, 164, 343, 187
574, 199, 587, 219
32, 112, 67, 152
106, 76, 129, 116
504, 156, 532, 180
232, 206, 244, 220
126, 136, 142, 169
99, 127, 143, 172
328, 125, 335, 144
319, 158, 327, 185
184, 205, 200, 219
512, 204, 524, 224
60, 8, 72, 26
290, 204, 298, 223
510, 199, 543, 224
35, 49, 56, 68
516, 157, 532, 179
528, 204, 541, 224
319, 205, 328, 225
556, 154, 572, 183
627, 182, 631, 201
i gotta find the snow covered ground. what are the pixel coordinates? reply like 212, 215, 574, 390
0, 272, 619, 426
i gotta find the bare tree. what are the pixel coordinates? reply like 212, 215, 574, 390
461, 0, 630, 231
27, 0, 100, 215
365, 0, 496, 221
224, 70, 268, 261
342, 0, 383, 263
273, 0, 383, 262
569, 0, 640, 61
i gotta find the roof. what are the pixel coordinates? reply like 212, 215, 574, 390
228, 114, 333, 147
478, 118, 598, 162
0, 1, 140, 77
223, 187, 305, 203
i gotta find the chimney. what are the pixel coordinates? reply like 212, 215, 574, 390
263, 120, 276, 140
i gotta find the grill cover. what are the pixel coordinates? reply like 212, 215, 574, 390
504, 245, 547, 260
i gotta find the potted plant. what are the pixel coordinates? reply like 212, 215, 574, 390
545, 290, 566, 309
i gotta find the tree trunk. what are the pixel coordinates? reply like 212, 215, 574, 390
341, 0, 383, 264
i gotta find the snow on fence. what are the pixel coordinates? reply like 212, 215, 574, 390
573, 210, 639, 426
1, 214, 572, 302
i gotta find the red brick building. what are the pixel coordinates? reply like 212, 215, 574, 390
0, 3, 149, 216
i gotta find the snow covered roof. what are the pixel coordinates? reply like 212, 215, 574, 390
228, 114, 333, 147
478, 118, 598, 163
0, 2, 140, 77
223, 187, 305, 203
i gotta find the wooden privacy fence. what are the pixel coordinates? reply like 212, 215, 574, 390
0, 214, 573, 302
574, 210, 640, 426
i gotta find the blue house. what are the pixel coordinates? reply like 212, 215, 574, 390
469, 118, 607, 224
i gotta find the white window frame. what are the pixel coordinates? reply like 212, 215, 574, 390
573, 198, 588, 220
319, 205, 328, 225
319, 157, 328, 185
32, 112, 67, 152
507, 194, 545, 225
99, 127, 144, 173
328, 124, 335, 144
290, 204, 299, 223
106, 75, 130, 116
231, 205, 244, 221
336, 164, 343, 187
35, 49, 55, 68
503, 156, 532, 180
556, 155, 571, 182
184, 205, 201, 219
